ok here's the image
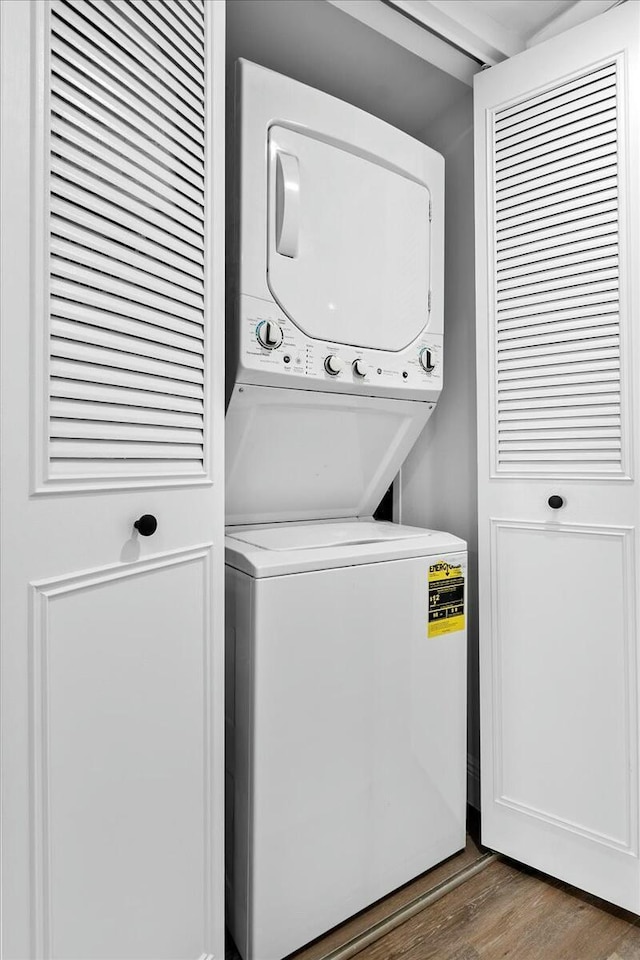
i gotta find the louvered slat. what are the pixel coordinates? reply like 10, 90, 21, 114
51, 459, 201, 477
50, 239, 204, 308
499, 413, 620, 428
495, 131, 617, 185
495, 63, 616, 125
50, 318, 204, 369
51, 219, 204, 296
54, 2, 204, 123
50, 378, 203, 414
495, 80, 616, 146
50, 439, 203, 459
497, 162, 617, 208
51, 420, 203, 444
498, 335, 620, 360
122, 0, 205, 72
152, 0, 204, 50
50, 188, 204, 267
51, 156, 203, 249
499, 382, 619, 404
496, 211, 618, 255
496, 141, 617, 194
498, 251, 618, 285
47, 0, 206, 482
50, 137, 204, 232
50, 358, 203, 400
77, 0, 203, 108
49, 29, 203, 149
51, 339, 204, 384
50, 306, 203, 355
51, 69, 203, 180
493, 62, 622, 475
498, 395, 620, 412
50, 398, 203, 428
497, 304, 619, 334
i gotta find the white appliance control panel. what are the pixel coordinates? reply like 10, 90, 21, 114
236, 295, 443, 402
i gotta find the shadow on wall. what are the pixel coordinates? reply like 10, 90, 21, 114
400, 91, 480, 807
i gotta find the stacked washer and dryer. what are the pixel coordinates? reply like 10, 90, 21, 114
225, 61, 467, 960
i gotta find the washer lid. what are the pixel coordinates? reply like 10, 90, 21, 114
230, 519, 428, 551
267, 126, 431, 352
225, 383, 433, 527
225, 519, 466, 578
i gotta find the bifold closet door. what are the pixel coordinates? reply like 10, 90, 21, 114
0, 1, 225, 957
475, 2, 640, 911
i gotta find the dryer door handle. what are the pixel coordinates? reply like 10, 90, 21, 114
275, 152, 300, 258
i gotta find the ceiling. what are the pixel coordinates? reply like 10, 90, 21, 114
226, 0, 471, 142
226, 0, 619, 145
470, 0, 576, 36
389, 0, 621, 62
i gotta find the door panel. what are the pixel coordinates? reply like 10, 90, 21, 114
475, 0, 640, 912
0, 1, 225, 957
33, 549, 212, 960
267, 126, 431, 351
491, 521, 635, 850
42, 0, 207, 488
492, 59, 624, 479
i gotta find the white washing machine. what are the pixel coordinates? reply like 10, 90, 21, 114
225, 519, 466, 960
225, 62, 467, 960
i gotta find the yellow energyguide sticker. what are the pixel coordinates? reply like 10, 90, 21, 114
428, 560, 465, 638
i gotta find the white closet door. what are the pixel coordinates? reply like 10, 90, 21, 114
475, 2, 640, 911
0, 1, 225, 958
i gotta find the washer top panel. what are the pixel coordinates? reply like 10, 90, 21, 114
230, 519, 429, 551
267, 126, 431, 352
225, 518, 466, 577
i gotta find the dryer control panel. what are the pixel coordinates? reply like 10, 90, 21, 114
235, 295, 443, 402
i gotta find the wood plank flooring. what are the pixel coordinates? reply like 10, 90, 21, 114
227, 843, 640, 960
289, 836, 485, 960
226, 836, 486, 960
355, 860, 640, 960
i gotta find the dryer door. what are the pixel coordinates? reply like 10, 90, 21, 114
267, 126, 431, 352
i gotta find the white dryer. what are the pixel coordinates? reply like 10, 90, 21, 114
225, 61, 466, 960
226, 59, 445, 525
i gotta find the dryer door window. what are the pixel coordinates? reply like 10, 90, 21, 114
267, 126, 431, 352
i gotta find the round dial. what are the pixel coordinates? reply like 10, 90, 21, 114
352, 358, 368, 379
324, 354, 344, 376
256, 320, 283, 350
419, 347, 435, 372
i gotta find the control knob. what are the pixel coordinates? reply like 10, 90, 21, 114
419, 347, 435, 372
256, 320, 283, 350
352, 358, 368, 379
324, 354, 344, 376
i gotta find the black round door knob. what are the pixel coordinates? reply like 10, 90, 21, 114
134, 514, 158, 536
547, 495, 564, 510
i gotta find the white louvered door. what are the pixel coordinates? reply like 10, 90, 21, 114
475, 2, 640, 911
0, 1, 225, 958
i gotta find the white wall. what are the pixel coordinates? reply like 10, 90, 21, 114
399, 92, 479, 806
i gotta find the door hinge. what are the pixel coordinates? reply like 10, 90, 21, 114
429, 200, 433, 222
428, 290, 432, 313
